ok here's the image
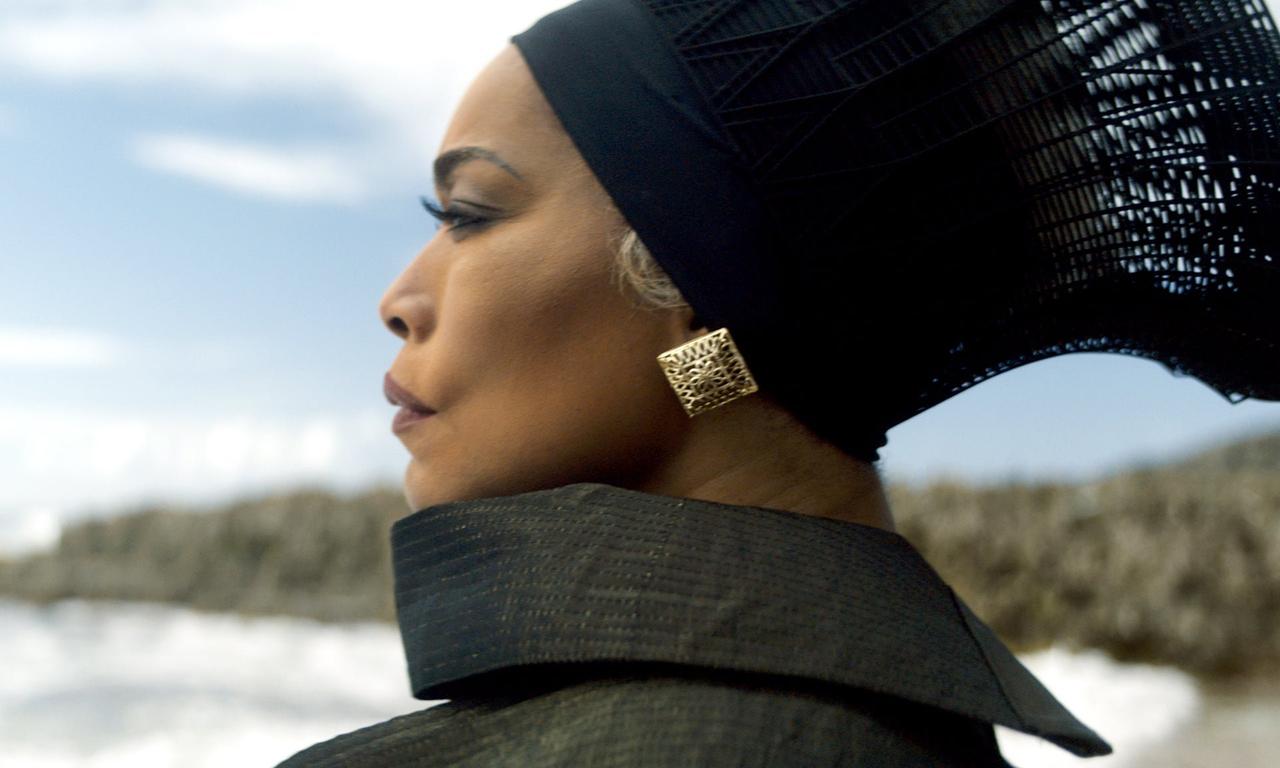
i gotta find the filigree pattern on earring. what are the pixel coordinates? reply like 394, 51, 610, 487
656, 327, 759, 417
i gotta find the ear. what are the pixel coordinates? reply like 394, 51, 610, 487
686, 308, 708, 336
664, 303, 710, 347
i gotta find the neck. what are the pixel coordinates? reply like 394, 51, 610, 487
635, 396, 895, 531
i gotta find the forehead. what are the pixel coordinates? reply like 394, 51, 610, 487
437, 44, 577, 177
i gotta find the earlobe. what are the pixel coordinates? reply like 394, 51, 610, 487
682, 305, 707, 340
656, 304, 713, 355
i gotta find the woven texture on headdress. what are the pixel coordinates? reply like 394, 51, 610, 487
517, 0, 1280, 462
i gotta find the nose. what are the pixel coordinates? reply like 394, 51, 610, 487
379, 257, 435, 343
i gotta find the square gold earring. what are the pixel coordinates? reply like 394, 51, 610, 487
656, 327, 759, 417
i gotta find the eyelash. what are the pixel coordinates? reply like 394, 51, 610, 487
420, 196, 487, 231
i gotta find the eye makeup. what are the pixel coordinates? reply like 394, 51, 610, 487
420, 196, 490, 232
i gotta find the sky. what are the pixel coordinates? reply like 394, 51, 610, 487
3, 0, 1280, 551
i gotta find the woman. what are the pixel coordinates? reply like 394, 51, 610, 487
281, 0, 1280, 765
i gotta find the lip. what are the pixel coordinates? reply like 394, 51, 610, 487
392, 406, 434, 434
384, 372, 436, 434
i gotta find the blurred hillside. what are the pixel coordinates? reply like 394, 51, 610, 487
0, 486, 405, 623
1, 429, 1278, 676
890, 429, 1280, 677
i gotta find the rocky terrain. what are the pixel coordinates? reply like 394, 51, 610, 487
0, 485, 405, 623
2, 429, 1278, 677
890, 433, 1280, 676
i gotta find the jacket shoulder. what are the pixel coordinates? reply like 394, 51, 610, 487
276, 667, 1012, 767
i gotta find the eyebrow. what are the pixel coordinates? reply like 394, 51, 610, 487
433, 146, 524, 189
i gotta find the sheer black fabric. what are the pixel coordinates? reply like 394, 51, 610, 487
514, 0, 1280, 462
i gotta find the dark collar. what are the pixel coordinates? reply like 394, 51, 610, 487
391, 482, 1111, 758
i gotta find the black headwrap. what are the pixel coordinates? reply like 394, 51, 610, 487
512, 0, 1280, 463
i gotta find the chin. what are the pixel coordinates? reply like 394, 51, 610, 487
401, 458, 488, 512
402, 460, 443, 512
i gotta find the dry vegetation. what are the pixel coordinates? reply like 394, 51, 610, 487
892, 461, 1280, 676
0, 486, 405, 623
2, 430, 1277, 677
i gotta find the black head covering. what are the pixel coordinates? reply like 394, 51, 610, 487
512, 0, 1280, 463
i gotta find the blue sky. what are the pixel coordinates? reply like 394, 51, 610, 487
3, 0, 1280, 551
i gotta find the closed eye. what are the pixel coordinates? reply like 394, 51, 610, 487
420, 196, 489, 231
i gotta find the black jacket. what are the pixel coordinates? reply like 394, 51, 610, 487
278, 482, 1111, 766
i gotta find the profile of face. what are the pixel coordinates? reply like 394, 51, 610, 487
379, 44, 703, 511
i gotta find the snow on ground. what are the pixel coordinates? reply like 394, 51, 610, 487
0, 599, 1203, 767
995, 647, 1201, 767
0, 599, 430, 768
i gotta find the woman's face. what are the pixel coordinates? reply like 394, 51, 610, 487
380, 44, 697, 511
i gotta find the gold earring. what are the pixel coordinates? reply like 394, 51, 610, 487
656, 327, 759, 417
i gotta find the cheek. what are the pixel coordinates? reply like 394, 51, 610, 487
436, 237, 682, 484
441, 218, 627, 380
482, 337, 680, 489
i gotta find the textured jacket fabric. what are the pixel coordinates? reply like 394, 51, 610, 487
277, 482, 1111, 766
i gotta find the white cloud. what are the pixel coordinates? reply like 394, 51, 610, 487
5, 0, 1280, 205
0, 0, 568, 199
134, 133, 367, 204
0, 326, 125, 368
0, 505, 62, 556
0, 403, 404, 552
0, 406, 404, 518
